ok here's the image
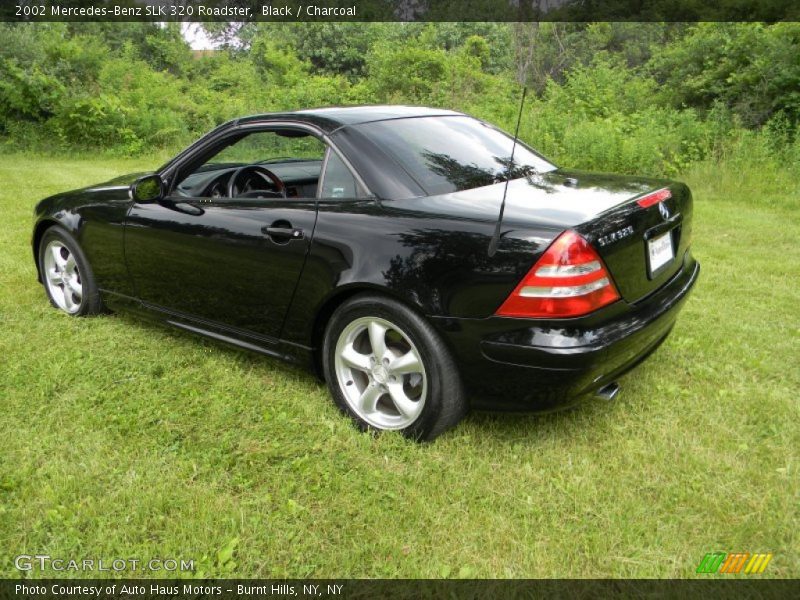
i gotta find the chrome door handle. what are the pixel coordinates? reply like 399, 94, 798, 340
262, 226, 304, 240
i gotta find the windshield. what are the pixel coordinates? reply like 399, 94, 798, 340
355, 116, 555, 196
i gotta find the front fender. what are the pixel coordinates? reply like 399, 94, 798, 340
31, 187, 134, 295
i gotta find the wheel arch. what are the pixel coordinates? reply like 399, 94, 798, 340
308, 283, 427, 380
32, 219, 62, 282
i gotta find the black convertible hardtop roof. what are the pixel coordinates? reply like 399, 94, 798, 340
234, 105, 466, 133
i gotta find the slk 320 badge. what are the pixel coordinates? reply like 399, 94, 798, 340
597, 225, 635, 247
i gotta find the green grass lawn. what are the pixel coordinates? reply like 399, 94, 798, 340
0, 153, 797, 578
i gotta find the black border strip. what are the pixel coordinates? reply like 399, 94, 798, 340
2, 0, 800, 22
2, 579, 800, 600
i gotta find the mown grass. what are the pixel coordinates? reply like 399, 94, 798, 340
0, 153, 797, 578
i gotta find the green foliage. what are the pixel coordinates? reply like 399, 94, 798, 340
649, 23, 800, 128
250, 37, 308, 84
367, 45, 448, 102
546, 56, 659, 119
509, 57, 719, 175
260, 23, 381, 79
414, 23, 513, 74
0, 22, 798, 177
462, 35, 490, 66
0, 58, 64, 123
70, 23, 193, 75
508, 23, 681, 92
366, 42, 492, 106
0, 23, 201, 150
49, 52, 201, 154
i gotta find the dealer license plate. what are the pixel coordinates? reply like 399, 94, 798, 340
648, 231, 674, 274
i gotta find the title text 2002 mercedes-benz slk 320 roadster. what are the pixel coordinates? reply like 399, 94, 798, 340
32, 106, 699, 440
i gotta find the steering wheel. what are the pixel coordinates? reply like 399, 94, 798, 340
227, 165, 287, 198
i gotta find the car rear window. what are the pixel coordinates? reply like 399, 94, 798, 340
354, 116, 555, 196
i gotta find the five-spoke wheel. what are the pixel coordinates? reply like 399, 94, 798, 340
323, 294, 467, 440
43, 240, 83, 314
38, 226, 103, 317
334, 316, 427, 430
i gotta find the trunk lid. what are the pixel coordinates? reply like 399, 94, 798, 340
549, 169, 694, 303
405, 168, 694, 305
467, 168, 693, 304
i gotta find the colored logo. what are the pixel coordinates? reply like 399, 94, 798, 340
696, 552, 773, 574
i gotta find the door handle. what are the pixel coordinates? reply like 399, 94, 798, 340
262, 225, 304, 240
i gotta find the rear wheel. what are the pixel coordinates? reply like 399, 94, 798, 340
38, 226, 104, 316
322, 294, 467, 441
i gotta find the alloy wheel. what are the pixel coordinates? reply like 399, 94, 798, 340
43, 240, 83, 314
334, 316, 427, 430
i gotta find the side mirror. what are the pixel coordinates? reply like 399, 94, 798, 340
131, 174, 164, 203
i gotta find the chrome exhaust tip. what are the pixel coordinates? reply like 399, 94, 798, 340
596, 382, 620, 401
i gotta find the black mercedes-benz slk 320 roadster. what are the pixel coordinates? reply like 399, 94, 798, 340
32, 106, 699, 440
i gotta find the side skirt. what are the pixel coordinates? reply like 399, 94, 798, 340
99, 289, 315, 369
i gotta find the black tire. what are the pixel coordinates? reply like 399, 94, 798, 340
38, 225, 104, 316
322, 293, 467, 441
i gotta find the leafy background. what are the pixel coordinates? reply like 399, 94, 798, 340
1, 22, 800, 177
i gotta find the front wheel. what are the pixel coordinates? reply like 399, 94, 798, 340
38, 225, 104, 316
322, 294, 467, 441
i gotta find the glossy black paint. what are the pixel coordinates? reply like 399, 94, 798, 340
32, 106, 699, 411
125, 198, 318, 338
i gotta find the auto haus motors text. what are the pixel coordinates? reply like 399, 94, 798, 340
17, 584, 225, 597
17, 584, 345, 597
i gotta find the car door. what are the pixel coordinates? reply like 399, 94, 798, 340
123, 125, 321, 340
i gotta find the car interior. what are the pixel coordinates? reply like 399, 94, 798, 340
173, 128, 360, 201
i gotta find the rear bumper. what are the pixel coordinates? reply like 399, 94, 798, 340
431, 252, 700, 411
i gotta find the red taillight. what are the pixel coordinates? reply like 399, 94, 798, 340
495, 230, 620, 318
636, 188, 671, 208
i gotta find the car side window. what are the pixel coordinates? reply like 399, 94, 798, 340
173, 128, 326, 200
320, 150, 365, 199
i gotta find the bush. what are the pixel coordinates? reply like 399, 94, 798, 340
649, 23, 800, 128
48, 52, 200, 153
469, 57, 736, 177
366, 43, 493, 107
0, 21, 797, 182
